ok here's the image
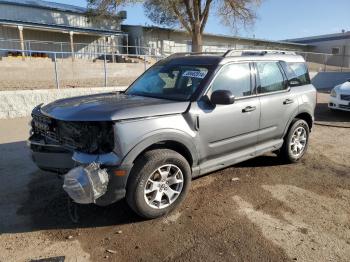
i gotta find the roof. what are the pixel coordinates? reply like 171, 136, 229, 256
0, 19, 124, 35
285, 31, 350, 44
122, 24, 309, 47
0, 0, 86, 14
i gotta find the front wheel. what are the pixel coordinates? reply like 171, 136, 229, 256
280, 119, 310, 163
126, 149, 191, 219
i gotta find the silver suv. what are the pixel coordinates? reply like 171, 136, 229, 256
29, 50, 316, 218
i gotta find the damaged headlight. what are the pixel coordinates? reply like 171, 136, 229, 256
63, 163, 109, 204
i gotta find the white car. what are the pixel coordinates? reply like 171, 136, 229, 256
329, 80, 350, 111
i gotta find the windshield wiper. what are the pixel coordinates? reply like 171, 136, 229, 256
129, 92, 185, 101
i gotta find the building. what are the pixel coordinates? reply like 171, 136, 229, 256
0, 0, 126, 59
122, 25, 309, 56
286, 31, 350, 67
0, 0, 310, 61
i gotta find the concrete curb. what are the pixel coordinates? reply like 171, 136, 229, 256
0, 86, 128, 119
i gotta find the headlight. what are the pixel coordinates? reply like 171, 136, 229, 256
330, 88, 337, 97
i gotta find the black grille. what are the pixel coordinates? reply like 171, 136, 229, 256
340, 94, 350, 101
339, 104, 350, 109
31, 110, 114, 153
32, 112, 78, 149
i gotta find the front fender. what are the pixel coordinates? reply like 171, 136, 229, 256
120, 128, 199, 168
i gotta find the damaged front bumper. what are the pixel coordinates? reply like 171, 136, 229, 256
29, 135, 75, 173
28, 135, 131, 206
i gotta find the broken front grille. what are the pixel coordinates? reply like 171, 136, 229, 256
31, 110, 114, 154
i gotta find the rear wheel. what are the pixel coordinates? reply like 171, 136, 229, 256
126, 149, 191, 219
280, 119, 310, 163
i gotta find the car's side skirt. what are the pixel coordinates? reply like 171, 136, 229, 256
195, 139, 283, 178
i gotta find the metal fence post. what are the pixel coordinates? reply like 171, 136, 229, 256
28, 41, 32, 59
144, 55, 147, 71
53, 52, 60, 89
104, 50, 107, 87
323, 54, 327, 72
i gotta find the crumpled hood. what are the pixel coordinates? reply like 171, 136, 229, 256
336, 81, 350, 94
41, 92, 190, 121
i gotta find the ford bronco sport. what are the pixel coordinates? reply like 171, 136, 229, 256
29, 50, 316, 218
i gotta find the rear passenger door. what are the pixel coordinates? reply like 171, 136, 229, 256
255, 61, 299, 143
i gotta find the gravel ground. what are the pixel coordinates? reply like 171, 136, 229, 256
0, 95, 349, 262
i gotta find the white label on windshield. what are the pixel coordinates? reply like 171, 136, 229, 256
182, 71, 207, 79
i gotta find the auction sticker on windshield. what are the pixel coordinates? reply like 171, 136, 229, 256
182, 71, 207, 79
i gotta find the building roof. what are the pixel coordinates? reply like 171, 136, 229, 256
0, 1, 125, 35
122, 24, 309, 47
0, 0, 86, 14
0, 18, 124, 35
285, 31, 350, 44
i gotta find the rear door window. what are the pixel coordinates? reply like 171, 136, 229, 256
256, 62, 286, 94
280, 61, 310, 85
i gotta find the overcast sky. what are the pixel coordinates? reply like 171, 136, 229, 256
55, 0, 350, 40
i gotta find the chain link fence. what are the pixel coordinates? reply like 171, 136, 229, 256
296, 51, 350, 73
1, 40, 349, 91
0, 46, 163, 90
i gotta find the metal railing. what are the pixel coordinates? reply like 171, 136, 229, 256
0, 38, 160, 58
296, 51, 350, 72
0, 47, 163, 90
0, 44, 350, 91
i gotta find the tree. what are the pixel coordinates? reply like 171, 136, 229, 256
87, 0, 261, 52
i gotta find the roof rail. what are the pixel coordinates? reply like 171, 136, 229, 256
166, 49, 297, 59
167, 51, 225, 58
223, 49, 297, 57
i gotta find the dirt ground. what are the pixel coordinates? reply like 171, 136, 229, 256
0, 93, 349, 262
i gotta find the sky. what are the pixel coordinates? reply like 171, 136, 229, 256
55, 0, 350, 40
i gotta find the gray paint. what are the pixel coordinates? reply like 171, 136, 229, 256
41, 92, 190, 121
30, 53, 316, 205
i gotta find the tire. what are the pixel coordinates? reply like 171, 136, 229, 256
280, 119, 310, 163
126, 149, 191, 219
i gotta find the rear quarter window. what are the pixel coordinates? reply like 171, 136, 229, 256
281, 62, 311, 85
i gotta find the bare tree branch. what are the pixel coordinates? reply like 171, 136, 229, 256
89, 0, 262, 52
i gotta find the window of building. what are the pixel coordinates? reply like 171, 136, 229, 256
256, 62, 286, 93
211, 63, 252, 97
332, 47, 340, 55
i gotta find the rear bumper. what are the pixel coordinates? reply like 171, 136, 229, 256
28, 136, 132, 205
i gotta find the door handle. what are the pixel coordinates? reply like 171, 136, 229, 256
283, 98, 294, 105
242, 106, 256, 113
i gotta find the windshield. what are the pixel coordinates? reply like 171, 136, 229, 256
126, 64, 209, 101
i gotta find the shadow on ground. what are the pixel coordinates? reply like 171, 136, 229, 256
315, 102, 350, 123
234, 154, 286, 168
0, 140, 143, 234
0, 142, 288, 235
16, 171, 143, 234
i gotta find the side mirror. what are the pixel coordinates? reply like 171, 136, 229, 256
211, 90, 235, 105
288, 77, 302, 87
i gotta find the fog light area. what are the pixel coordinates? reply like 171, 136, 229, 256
63, 163, 109, 204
